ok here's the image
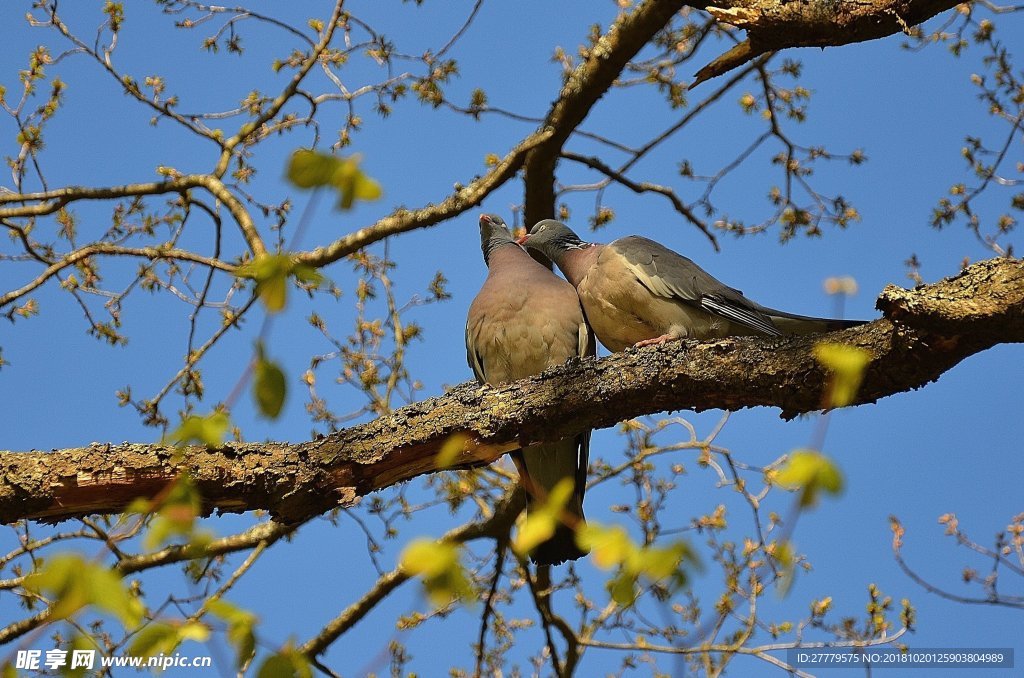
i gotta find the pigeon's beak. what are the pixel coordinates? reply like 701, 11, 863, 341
515, 234, 528, 246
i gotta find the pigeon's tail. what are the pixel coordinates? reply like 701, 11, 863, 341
515, 436, 590, 567
765, 310, 868, 336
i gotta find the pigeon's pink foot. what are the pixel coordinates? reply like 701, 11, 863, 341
633, 334, 675, 348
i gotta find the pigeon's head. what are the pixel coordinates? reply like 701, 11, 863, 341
478, 213, 518, 265
517, 220, 585, 261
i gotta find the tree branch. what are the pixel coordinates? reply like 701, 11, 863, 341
691, 0, 964, 87
293, 128, 553, 268
298, 489, 521, 658
560, 150, 717, 248
523, 0, 687, 226
0, 242, 233, 310
1, 257, 1020, 525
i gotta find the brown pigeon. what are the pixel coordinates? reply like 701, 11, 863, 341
519, 220, 865, 352
466, 214, 595, 565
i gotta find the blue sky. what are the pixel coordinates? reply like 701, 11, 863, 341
1, 1, 1021, 675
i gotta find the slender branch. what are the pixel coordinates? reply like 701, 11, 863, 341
217, 0, 347, 175
299, 489, 521, 658
0, 178, 201, 216
116, 520, 294, 575
0, 174, 263, 256
0, 243, 233, 309
561, 151, 717, 249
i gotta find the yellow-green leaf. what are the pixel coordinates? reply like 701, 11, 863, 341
286, 149, 338, 188
178, 621, 210, 642
236, 254, 324, 313
165, 411, 230, 447
814, 343, 871, 407
577, 524, 633, 570
513, 477, 574, 557
608, 571, 637, 607
236, 254, 294, 313
207, 599, 258, 668
775, 449, 844, 507
142, 475, 202, 550
514, 512, 556, 558
25, 554, 144, 628
286, 150, 382, 210
632, 541, 693, 583
435, 432, 470, 469
291, 263, 324, 287
257, 646, 312, 678
400, 538, 458, 578
127, 620, 209, 659
254, 351, 287, 419
399, 538, 473, 606
351, 173, 382, 202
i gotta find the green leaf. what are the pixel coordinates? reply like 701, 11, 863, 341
632, 541, 694, 584
24, 554, 144, 628
774, 540, 797, 594
400, 538, 458, 578
291, 264, 324, 287
165, 411, 230, 447
127, 620, 209, 660
178, 621, 210, 642
814, 342, 872, 407
775, 449, 844, 507
254, 344, 287, 419
236, 254, 325, 313
63, 635, 98, 678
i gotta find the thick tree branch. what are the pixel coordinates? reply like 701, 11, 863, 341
691, 0, 964, 87
1, 257, 1020, 525
523, 0, 687, 226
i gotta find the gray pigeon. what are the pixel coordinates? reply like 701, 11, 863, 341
519, 220, 865, 352
467, 214, 595, 565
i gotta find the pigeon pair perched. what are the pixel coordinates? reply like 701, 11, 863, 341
467, 214, 864, 565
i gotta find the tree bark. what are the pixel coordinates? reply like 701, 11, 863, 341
1, 257, 1021, 525
691, 0, 965, 86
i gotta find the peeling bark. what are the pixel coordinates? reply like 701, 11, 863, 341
1, 257, 1020, 525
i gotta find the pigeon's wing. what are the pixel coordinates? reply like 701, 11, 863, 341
613, 236, 782, 337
